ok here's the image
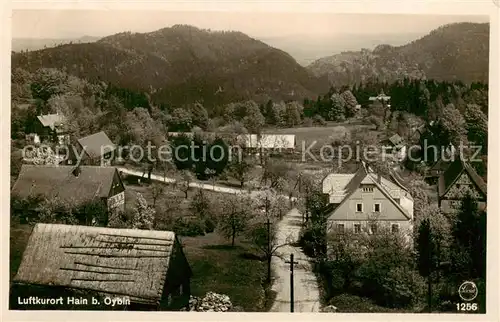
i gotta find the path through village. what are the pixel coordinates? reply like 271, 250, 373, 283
118, 167, 321, 312
270, 208, 321, 312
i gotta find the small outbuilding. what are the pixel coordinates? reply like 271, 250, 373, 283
10, 224, 192, 311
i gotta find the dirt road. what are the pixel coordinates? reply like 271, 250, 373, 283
270, 208, 320, 312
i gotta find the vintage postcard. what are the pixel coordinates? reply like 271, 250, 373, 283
2, 0, 499, 321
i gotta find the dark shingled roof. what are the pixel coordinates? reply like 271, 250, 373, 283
430, 159, 451, 172
13, 224, 182, 305
438, 158, 487, 198
11, 165, 118, 206
78, 131, 116, 159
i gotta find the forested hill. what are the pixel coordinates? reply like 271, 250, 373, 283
11, 25, 328, 110
307, 22, 489, 86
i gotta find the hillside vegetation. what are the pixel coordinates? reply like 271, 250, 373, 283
307, 23, 489, 86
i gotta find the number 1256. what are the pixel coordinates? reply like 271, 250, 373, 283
457, 303, 478, 311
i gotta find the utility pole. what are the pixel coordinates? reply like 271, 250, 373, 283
265, 218, 272, 283
285, 253, 299, 312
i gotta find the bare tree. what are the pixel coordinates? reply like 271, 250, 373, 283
228, 157, 253, 188
150, 183, 165, 207
217, 193, 253, 246
178, 170, 194, 199
247, 217, 288, 283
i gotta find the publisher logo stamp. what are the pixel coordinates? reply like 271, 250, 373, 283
458, 281, 478, 302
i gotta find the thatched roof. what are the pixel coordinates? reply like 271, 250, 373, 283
11, 165, 118, 206
14, 224, 177, 305
78, 131, 116, 159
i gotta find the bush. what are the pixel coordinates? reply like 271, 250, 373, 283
302, 117, 314, 127
204, 218, 216, 233
298, 224, 326, 258
313, 115, 327, 126
173, 217, 206, 237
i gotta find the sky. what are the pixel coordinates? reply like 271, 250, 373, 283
11, 10, 489, 40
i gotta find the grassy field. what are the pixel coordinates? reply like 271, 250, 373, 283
9, 224, 33, 280
180, 233, 268, 311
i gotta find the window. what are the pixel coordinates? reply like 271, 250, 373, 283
370, 224, 378, 235
362, 186, 374, 193
374, 203, 381, 212
354, 224, 361, 234
336, 224, 345, 233
391, 224, 400, 233
356, 203, 363, 212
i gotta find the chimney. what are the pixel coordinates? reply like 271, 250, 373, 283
377, 173, 381, 184
72, 165, 81, 177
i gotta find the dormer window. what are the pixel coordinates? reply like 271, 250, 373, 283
362, 185, 374, 193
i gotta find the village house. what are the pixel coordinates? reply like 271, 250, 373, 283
27, 113, 69, 145
381, 133, 407, 162
76, 131, 116, 166
437, 158, 487, 214
11, 165, 125, 223
10, 224, 192, 311
236, 134, 296, 152
322, 162, 414, 240
424, 159, 451, 185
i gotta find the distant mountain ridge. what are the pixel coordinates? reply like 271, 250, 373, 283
11, 36, 101, 52
307, 22, 489, 85
11, 23, 489, 111
261, 32, 426, 66
12, 25, 327, 109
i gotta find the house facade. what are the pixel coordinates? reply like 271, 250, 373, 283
30, 113, 69, 145
381, 134, 407, 162
438, 158, 487, 214
11, 165, 126, 223
10, 224, 192, 311
322, 163, 414, 240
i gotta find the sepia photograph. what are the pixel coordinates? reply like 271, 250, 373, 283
5, 3, 496, 318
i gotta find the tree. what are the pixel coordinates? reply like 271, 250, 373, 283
407, 177, 431, 220
340, 90, 358, 117
190, 102, 209, 130
328, 93, 346, 121
283, 101, 302, 127
242, 107, 265, 134
218, 193, 253, 246
190, 188, 212, 221
416, 218, 439, 312
247, 217, 287, 283
132, 193, 155, 230
261, 160, 291, 190
367, 115, 384, 130
464, 104, 488, 153
177, 170, 194, 199
327, 230, 365, 291
170, 134, 194, 170
450, 193, 486, 280
150, 183, 165, 207
169, 108, 193, 132
228, 157, 253, 188
265, 101, 284, 126
437, 103, 468, 148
